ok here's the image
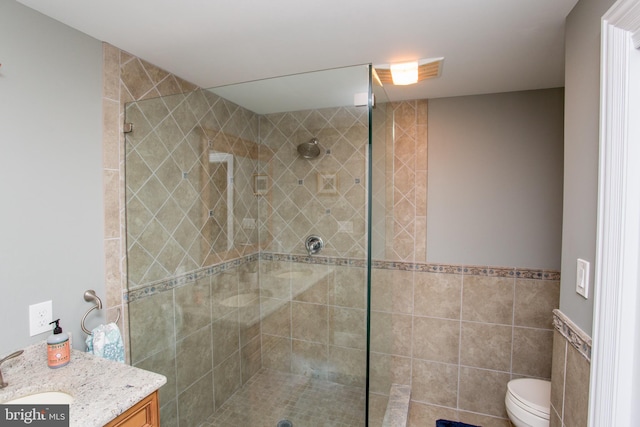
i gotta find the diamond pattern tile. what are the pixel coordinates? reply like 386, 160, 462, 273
125, 85, 372, 289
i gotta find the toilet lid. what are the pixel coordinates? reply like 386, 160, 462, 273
507, 378, 551, 416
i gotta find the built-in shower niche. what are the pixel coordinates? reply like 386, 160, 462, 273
207, 152, 233, 252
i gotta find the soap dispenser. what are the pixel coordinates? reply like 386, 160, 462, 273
47, 319, 70, 368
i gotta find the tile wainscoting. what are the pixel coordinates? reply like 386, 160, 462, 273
370, 260, 560, 427
126, 254, 560, 427
550, 309, 591, 427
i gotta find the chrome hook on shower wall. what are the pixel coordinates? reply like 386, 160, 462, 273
305, 235, 324, 256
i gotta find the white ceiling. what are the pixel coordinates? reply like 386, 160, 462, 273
17, 0, 578, 108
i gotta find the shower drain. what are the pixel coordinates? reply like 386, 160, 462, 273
277, 420, 293, 427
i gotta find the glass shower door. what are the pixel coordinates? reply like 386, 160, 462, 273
125, 64, 374, 427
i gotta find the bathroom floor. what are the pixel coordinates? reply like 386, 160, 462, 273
200, 368, 366, 427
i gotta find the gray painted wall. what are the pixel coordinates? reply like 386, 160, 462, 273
561, 0, 615, 337
0, 1, 103, 355
427, 89, 564, 270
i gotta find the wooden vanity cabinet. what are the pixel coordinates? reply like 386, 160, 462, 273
104, 391, 159, 427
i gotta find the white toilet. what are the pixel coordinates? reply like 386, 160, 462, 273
505, 378, 551, 427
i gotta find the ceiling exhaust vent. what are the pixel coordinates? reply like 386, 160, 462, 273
374, 57, 444, 86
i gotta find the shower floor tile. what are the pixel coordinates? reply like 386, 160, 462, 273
200, 368, 366, 427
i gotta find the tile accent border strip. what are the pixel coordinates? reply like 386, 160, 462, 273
125, 253, 561, 302
126, 254, 259, 302
553, 308, 592, 361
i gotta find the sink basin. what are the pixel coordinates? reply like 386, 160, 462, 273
5, 391, 74, 405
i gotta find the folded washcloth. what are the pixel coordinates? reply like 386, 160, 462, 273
85, 322, 125, 363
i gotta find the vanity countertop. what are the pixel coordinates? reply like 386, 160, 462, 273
0, 341, 166, 427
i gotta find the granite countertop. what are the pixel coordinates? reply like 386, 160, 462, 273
0, 341, 166, 427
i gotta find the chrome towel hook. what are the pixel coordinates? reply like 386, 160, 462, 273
81, 290, 121, 335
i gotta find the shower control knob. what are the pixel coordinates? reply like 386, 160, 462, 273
305, 235, 324, 256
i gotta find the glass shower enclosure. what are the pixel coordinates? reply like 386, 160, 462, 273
124, 64, 384, 426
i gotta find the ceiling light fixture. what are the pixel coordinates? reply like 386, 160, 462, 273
374, 57, 444, 86
390, 62, 419, 85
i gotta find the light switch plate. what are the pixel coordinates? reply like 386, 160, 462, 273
29, 300, 53, 336
576, 258, 590, 299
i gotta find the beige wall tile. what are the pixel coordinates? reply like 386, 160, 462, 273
178, 372, 214, 426
213, 351, 241, 409
211, 271, 239, 321
514, 279, 559, 329
176, 326, 212, 392
550, 330, 566, 418
411, 359, 458, 407
212, 310, 240, 366
291, 302, 328, 343
174, 277, 211, 337
329, 306, 366, 350
261, 334, 291, 372
331, 266, 366, 309
121, 58, 154, 100
369, 352, 412, 395
369, 393, 389, 427
512, 327, 553, 378
414, 272, 462, 319
292, 339, 328, 378
260, 262, 292, 300
370, 311, 413, 357
260, 299, 291, 337
102, 99, 120, 170
458, 366, 509, 418
550, 406, 562, 427
371, 269, 414, 314
413, 316, 460, 364
103, 169, 120, 239
408, 401, 458, 427
159, 396, 177, 427
104, 238, 123, 307
460, 322, 512, 372
293, 272, 328, 304
238, 299, 260, 346
102, 44, 120, 101
564, 344, 590, 427
462, 276, 514, 324
241, 336, 261, 384
128, 290, 175, 364
133, 346, 176, 411
327, 346, 366, 387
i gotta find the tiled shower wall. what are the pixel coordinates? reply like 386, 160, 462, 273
259, 106, 369, 258
102, 44, 565, 427
124, 89, 261, 289
108, 47, 372, 425
102, 43, 200, 353
384, 100, 428, 262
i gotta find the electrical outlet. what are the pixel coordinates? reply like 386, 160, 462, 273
29, 300, 53, 336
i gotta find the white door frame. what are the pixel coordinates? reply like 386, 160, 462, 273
590, 0, 640, 425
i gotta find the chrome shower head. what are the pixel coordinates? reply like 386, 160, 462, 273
297, 138, 320, 159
